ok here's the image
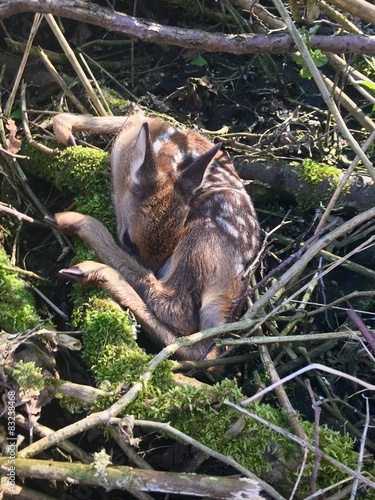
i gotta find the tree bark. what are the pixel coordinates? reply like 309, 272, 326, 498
236, 157, 375, 212
1, 0, 375, 54
0, 458, 262, 499
326, 0, 375, 26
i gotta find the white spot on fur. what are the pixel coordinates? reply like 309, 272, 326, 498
153, 128, 175, 153
216, 216, 239, 238
236, 216, 248, 227
204, 219, 216, 229
172, 151, 184, 169
153, 140, 162, 154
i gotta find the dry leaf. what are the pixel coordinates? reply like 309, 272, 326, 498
5, 118, 22, 154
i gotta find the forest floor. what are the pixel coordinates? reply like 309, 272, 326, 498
0, 2, 375, 499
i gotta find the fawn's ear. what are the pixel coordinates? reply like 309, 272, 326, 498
179, 142, 222, 195
130, 122, 156, 185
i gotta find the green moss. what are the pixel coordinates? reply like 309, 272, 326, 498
103, 89, 133, 111
93, 343, 173, 387
296, 158, 345, 208
80, 313, 367, 497
57, 394, 89, 414
11, 360, 45, 390
91, 343, 151, 384
29, 145, 115, 233
75, 191, 115, 232
26, 146, 110, 194
0, 248, 41, 332
299, 422, 360, 487
72, 295, 136, 367
68, 290, 369, 495
127, 379, 296, 474
127, 376, 364, 495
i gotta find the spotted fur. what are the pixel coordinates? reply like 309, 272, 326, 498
51, 113, 260, 363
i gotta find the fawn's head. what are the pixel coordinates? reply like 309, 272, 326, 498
112, 121, 221, 272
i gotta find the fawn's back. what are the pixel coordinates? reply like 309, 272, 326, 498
52, 113, 260, 359
111, 115, 260, 333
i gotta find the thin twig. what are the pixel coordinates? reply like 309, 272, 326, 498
315, 128, 375, 233
322, 74, 375, 133
304, 379, 322, 494
271, 0, 375, 181
79, 49, 139, 101
44, 14, 108, 116
347, 309, 375, 354
39, 47, 89, 114
350, 395, 371, 499
20, 81, 58, 154
259, 341, 307, 441
0, 264, 48, 282
0, 204, 40, 225
240, 363, 375, 405
30, 285, 69, 321
0, 145, 29, 159
289, 447, 309, 500
303, 478, 353, 500
4, 13, 42, 116
217, 330, 363, 346
235, 217, 339, 307
275, 233, 375, 281
291, 291, 375, 318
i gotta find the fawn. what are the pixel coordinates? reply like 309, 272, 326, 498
48, 112, 260, 365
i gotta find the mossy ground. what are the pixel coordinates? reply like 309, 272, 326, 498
25, 145, 114, 230
74, 292, 370, 496
0, 248, 41, 332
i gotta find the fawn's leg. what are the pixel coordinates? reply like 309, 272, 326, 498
46, 212, 222, 362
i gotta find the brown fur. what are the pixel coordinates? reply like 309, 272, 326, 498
51, 113, 260, 363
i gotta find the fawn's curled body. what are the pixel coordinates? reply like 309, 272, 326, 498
50, 113, 260, 364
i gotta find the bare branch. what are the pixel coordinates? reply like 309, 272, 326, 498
1, 1, 375, 54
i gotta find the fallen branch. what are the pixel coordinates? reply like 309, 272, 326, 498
0, 458, 262, 499
1, 1, 375, 54
236, 157, 375, 213
217, 330, 364, 346
326, 0, 375, 26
